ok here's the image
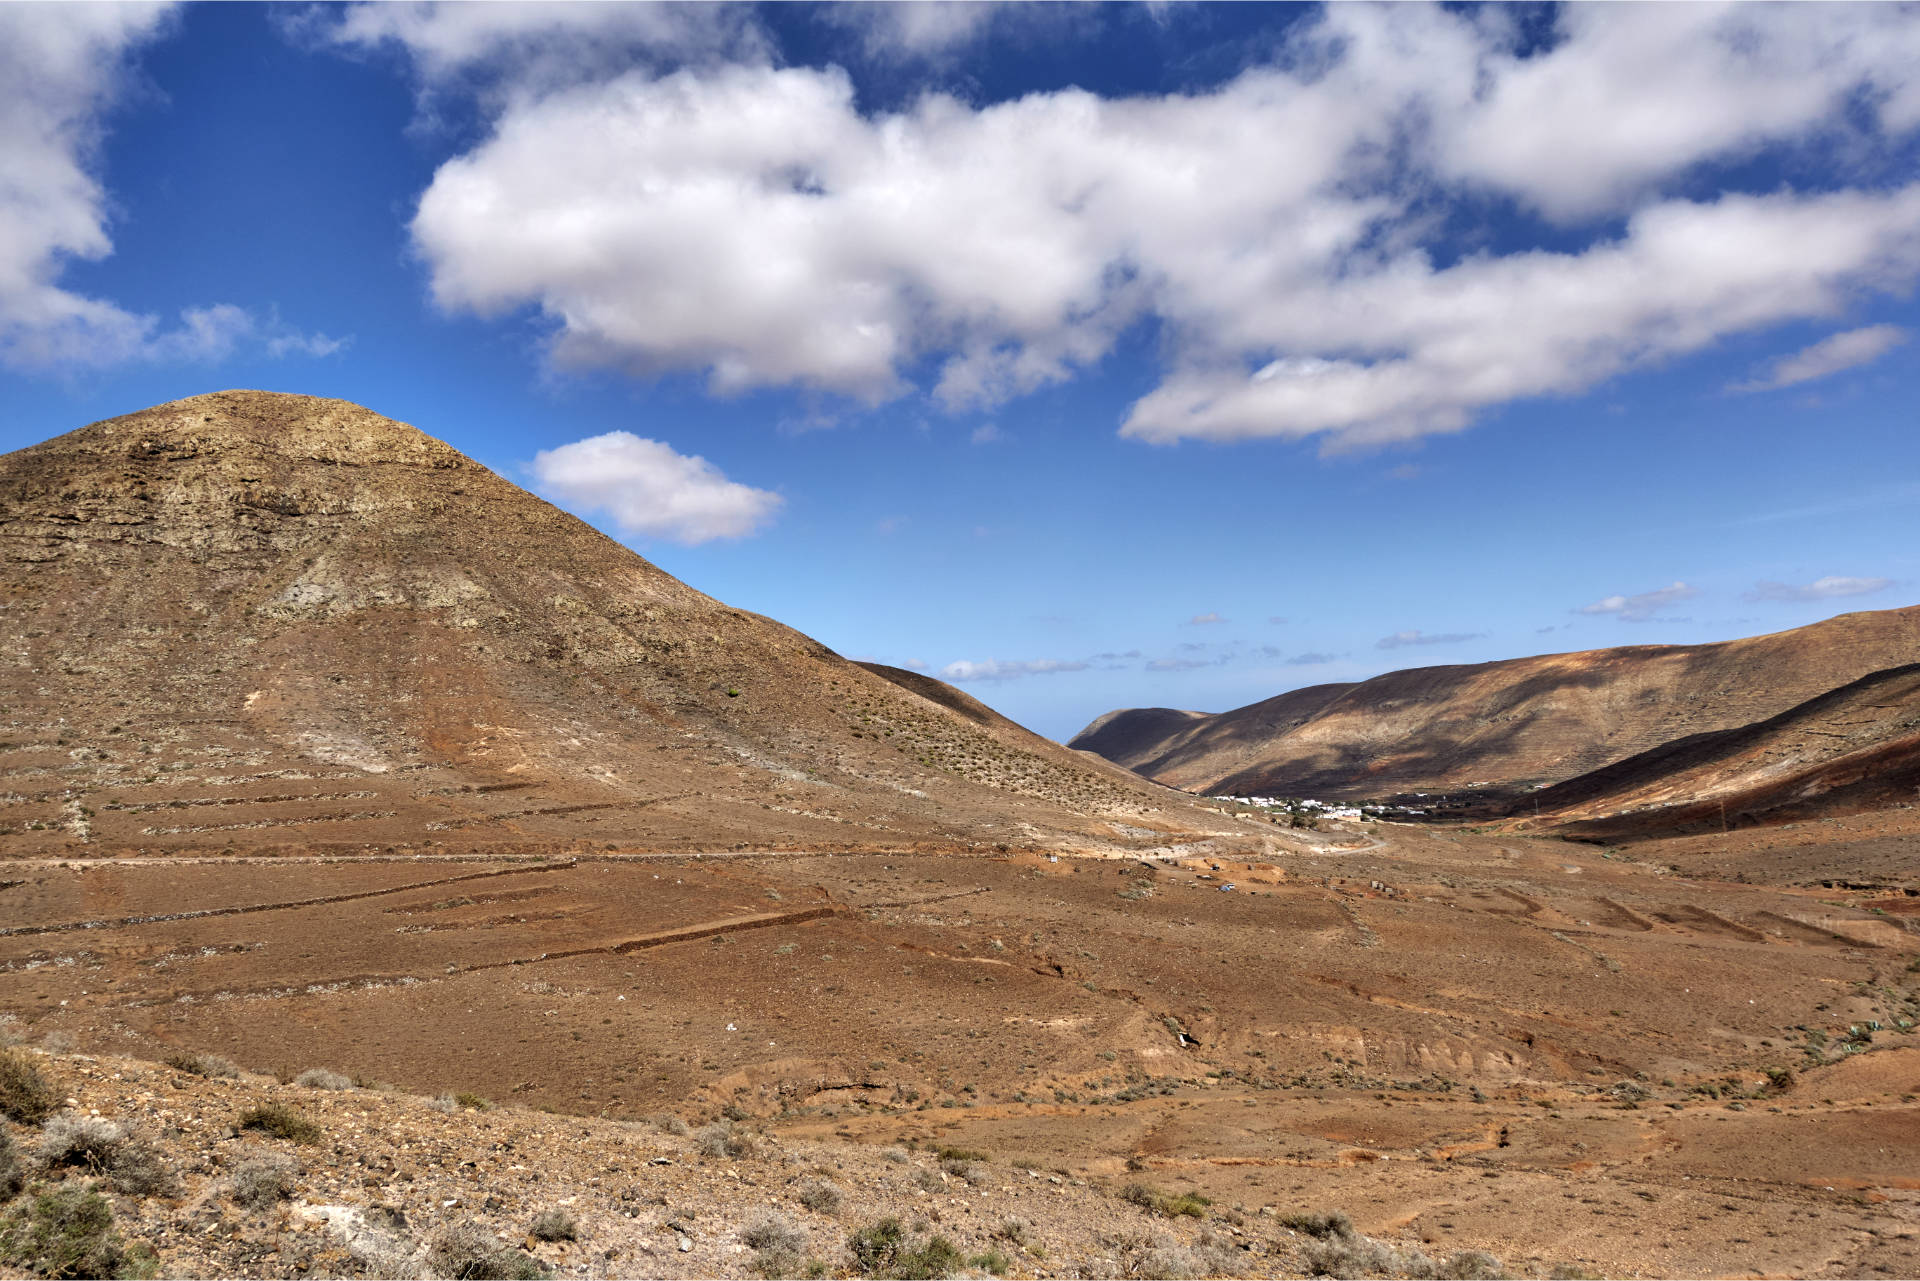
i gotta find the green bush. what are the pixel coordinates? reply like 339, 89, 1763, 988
934, 1146, 988, 1163
0, 1183, 157, 1279
0, 1050, 56, 1125
1121, 1182, 1210, 1219
238, 1103, 321, 1144
846, 1217, 964, 1279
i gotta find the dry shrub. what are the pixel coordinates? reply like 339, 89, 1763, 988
38, 1117, 174, 1197
1302, 1232, 1401, 1277
229, 1151, 297, 1210
0, 1050, 56, 1125
163, 1051, 239, 1079
653, 1114, 690, 1136
742, 1211, 806, 1254
1299, 1233, 1504, 1279
424, 1218, 550, 1280
293, 1068, 351, 1091
846, 1216, 963, 1280
528, 1210, 577, 1243
1281, 1211, 1355, 1239
693, 1120, 755, 1159
0, 1130, 21, 1202
795, 1179, 843, 1214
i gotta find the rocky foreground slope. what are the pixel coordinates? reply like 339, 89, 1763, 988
1072, 608, 1920, 802
0, 1042, 1517, 1280
0, 391, 1262, 862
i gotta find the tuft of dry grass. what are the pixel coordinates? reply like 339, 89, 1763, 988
229, 1150, 298, 1210
163, 1051, 239, 1079
0, 1049, 56, 1125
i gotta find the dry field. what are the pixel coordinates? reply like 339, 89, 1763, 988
3, 817, 1916, 1277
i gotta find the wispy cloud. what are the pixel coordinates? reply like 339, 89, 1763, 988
1575, 581, 1700, 622
1376, 629, 1486, 650
1186, 612, 1228, 625
1727, 483, 1920, 527
1146, 657, 1214, 672
1286, 651, 1340, 665
1744, 575, 1892, 603
1730, 324, 1908, 393
939, 657, 1090, 682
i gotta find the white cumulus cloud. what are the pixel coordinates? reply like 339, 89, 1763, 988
1731, 324, 1909, 393
1576, 582, 1701, 623
0, 3, 346, 371
1745, 576, 1893, 603
530, 431, 781, 545
383, 4, 1920, 448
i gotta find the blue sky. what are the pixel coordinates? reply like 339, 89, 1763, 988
4, 2, 1918, 742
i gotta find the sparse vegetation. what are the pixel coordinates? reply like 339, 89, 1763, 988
0, 1182, 158, 1279
37, 1118, 174, 1197
162, 1051, 239, 1079
846, 1216, 964, 1280
238, 1103, 321, 1145
693, 1120, 756, 1159
0, 1130, 21, 1202
0, 1050, 57, 1125
293, 1068, 351, 1091
228, 1151, 297, 1210
527, 1209, 577, 1242
1281, 1210, 1355, 1238
1122, 1182, 1210, 1219
796, 1179, 843, 1214
423, 1218, 549, 1280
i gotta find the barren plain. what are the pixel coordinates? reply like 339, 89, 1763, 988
3, 814, 1917, 1278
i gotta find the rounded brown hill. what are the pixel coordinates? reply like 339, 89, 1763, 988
0, 391, 1260, 858
1073, 607, 1920, 800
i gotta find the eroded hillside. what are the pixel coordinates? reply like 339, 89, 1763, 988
0, 391, 1266, 861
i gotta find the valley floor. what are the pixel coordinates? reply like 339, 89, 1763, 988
2, 819, 1916, 1277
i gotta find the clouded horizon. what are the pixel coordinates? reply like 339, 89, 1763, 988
2, 1, 1916, 740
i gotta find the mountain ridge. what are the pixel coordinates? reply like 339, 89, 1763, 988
1071, 607, 1920, 801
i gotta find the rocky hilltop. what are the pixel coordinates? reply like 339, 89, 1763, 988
0, 391, 1259, 860
1071, 608, 1920, 801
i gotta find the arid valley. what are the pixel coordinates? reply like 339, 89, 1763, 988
0, 392, 1914, 1280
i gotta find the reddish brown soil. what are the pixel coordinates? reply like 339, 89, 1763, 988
5, 818, 1916, 1277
